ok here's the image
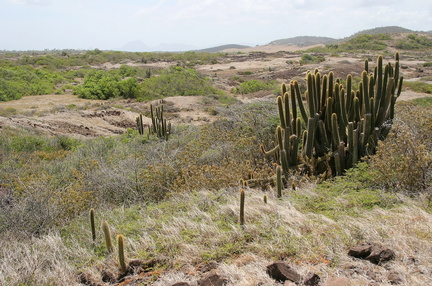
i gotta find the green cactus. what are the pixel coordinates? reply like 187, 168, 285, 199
101, 220, 114, 254
90, 208, 96, 242
136, 114, 145, 135
150, 104, 171, 140
276, 165, 283, 198
261, 53, 403, 177
117, 234, 127, 274
239, 188, 245, 226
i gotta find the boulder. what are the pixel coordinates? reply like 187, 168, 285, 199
348, 242, 395, 264
266, 261, 301, 283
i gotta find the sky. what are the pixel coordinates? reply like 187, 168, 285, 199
0, 0, 431, 51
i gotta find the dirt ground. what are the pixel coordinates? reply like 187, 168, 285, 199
0, 46, 430, 138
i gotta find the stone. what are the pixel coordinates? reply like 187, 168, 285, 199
304, 272, 321, 286
100, 269, 116, 283
171, 283, 191, 286
266, 261, 301, 283
197, 272, 228, 286
348, 242, 395, 264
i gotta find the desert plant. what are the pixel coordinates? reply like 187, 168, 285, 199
101, 220, 114, 254
136, 114, 145, 136
239, 188, 245, 226
276, 165, 283, 198
117, 234, 127, 273
90, 208, 96, 242
150, 104, 171, 141
261, 53, 403, 180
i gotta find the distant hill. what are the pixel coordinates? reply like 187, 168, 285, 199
347, 26, 414, 38
194, 44, 250, 53
269, 36, 337, 46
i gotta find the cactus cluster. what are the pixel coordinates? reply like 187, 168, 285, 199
135, 102, 172, 140
150, 104, 171, 140
90, 210, 129, 274
262, 53, 403, 181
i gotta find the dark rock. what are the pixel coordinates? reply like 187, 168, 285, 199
266, 261, 301, 283
348, 243, 373, 259
78, 272, 103, 286
171, 283, 191, 286
197, 271, 228, 286
101, 269, 116, 283
348, 242, 395, 264
304, 272, 320, 286
388, 271, 403, 284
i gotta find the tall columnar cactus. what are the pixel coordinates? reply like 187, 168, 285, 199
150, 104, 171, 141
117, 234, 127, 274
90, 208, 96, 242
261, 53, 403, 178
101, 220, 114, 254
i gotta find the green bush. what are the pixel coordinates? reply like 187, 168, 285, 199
395, 34, 432, 50
73, 70, 139, 99
137, 66, 222, 101
299, 53, 325, 65
0, 66, 66, 101
232, 79, 278, 94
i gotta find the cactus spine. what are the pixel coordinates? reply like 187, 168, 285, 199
261, 53, 403, 177
117, 234, 127, 274
90, 208, 96, 242
102, 220, 114, 254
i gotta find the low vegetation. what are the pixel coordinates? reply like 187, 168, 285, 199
1, 39, 432, 285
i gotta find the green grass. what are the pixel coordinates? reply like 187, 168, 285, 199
292, 163, 400, 219
404, 81, 432, 94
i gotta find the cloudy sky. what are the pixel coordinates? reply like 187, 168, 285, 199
1, 0, 431, 51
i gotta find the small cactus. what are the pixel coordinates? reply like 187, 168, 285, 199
239, 188, 245, 226
101, 220, 114, 254
90, 208, 96, 242
117, 234, 127, 274
276, 165, 283, 198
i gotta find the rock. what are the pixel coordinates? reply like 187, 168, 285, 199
266, 261, 301, 283
100, 269, 116, 283
78, 272, 103, 286
388, 271, 403, 284
348, 243, 373, 259
348, 242, 395, 264
325, 277, 350, 286
171, 283, 191, 286
366, 245, 395, 264
304, 272, 320, 286
197, 271, 228, 286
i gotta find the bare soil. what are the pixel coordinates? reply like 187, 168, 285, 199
0, 46, 431, 138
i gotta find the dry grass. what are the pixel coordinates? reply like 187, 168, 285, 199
2, 186, 431, 285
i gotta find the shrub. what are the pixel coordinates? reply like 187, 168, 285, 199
73, 70, 139, 99
299, 54, 325, 65
137, 66, 222, 101
369, 122, 431, 193
232, 79, 278, 94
